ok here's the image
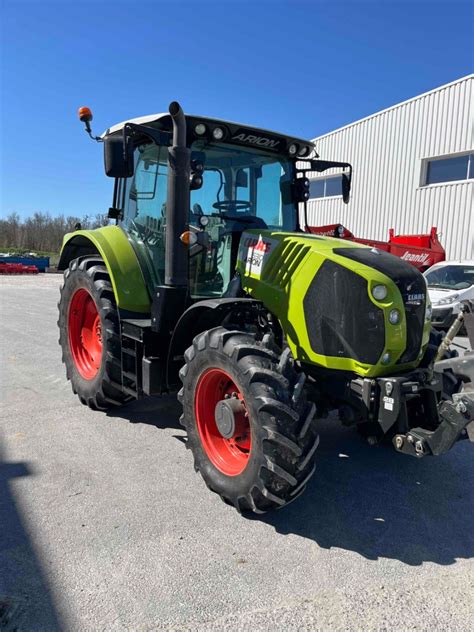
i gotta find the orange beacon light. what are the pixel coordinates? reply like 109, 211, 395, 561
77, 106, 98, 139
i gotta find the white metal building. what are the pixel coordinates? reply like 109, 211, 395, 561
307, 75, 474, 260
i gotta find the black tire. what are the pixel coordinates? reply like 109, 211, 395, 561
58, 256, 128, 410
178, 327, 319, 514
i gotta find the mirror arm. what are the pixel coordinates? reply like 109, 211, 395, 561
86, 129, 103, 143
122, 123, 172, 150
301, 159, 352, 175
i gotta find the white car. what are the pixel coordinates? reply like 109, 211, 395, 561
424, 260, 474, 329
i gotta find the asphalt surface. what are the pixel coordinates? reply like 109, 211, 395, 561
1, 275, 473, 631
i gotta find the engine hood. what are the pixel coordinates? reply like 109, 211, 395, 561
236, 229, 430, 378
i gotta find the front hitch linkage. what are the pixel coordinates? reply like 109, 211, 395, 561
393, 393, 474, 457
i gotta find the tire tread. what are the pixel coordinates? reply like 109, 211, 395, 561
58, 255, 129, 410
178, 326, 319, 513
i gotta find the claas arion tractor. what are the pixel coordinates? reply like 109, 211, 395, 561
57, 101, 474, 513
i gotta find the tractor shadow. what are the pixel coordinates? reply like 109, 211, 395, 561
257, 418, 474, 566
106, 395, 184, 436
108, 399, 474, 566
0, 442, 62, 630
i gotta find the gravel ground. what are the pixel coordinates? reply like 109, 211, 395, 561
1, 274, 473, 631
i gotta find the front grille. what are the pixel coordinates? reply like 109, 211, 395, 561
333, 247, 427, 365
399, 305, 424, 362
398, 275, 427, 363
303, 260, 385, 364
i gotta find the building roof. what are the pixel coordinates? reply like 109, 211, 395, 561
312, 74, 474, 142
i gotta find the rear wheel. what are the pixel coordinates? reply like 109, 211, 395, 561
58, 257, 129, 410
178, 327, 319, 513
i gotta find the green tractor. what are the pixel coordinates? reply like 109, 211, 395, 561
58, 101, 474, 513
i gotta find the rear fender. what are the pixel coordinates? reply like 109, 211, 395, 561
58, 225, 151, 313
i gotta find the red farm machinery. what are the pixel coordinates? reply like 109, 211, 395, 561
307, 225, 445, 272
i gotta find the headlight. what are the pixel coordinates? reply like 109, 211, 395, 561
437, 294, 459, 305
194, 123, 207, 135
372, 284, 388, 301
212, 127, 224, 140
389, 309, 401, 324
288, 143, 298, 156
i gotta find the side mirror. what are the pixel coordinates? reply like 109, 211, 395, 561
299, 159, 352, 204
342, 170, 351, 204
104, 135, 134, 178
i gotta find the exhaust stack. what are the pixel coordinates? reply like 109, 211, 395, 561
165, 101, 190, 287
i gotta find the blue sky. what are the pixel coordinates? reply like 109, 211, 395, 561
1, 0, 472, 219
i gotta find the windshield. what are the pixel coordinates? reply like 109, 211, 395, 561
425, 264, 474, 290
190, 140, 296, 230
120, 140, 298, 297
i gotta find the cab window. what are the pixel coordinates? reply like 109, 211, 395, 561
122, 143, 168, 286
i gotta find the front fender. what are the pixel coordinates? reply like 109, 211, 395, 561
166, 298, 264, 388
59, 225, 150, 313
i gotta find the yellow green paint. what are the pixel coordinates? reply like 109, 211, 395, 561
60, 225, 151, 313
237, 230, 430, 378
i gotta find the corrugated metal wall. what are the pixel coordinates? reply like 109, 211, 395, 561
306, 75, 474, 260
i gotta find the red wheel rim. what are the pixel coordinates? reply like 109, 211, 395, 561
195, 368, 251, 476
68, 288, 102, 380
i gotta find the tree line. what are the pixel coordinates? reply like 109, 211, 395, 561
0, 212, 108, 254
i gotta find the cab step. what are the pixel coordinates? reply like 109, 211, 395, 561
120, 318, 163, 397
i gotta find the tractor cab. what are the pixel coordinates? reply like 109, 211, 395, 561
102, 110, 321, 300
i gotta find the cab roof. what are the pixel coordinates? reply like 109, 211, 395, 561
103, 113, 168, 136
102, 112, 314, 149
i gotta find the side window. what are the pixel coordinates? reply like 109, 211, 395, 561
190, 169, 223, 220
256, 162, 284, 228
423, 153, 473, 186
122, 143, 168, 287
309, 175, 343, 199
123, 144, 168, 229
189, 168, 229, 298
309, 179, 324, 199
325, 175, 343, 197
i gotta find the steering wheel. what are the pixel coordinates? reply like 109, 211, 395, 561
213, 200, 252, 213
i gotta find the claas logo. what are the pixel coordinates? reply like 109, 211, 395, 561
244, 236, 272, 253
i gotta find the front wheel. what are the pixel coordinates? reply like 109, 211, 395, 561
178, 327, 319, 513
58, 256, 129, 410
